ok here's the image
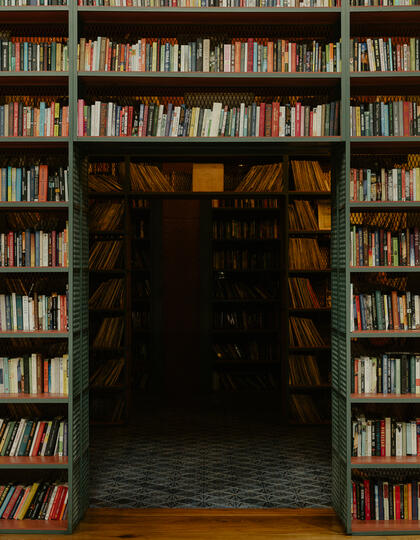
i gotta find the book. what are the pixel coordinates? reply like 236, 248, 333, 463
0, 417, 67, 457
350, 165, 420, 202
0, 482, 67, 520
0, 165, 68, 202
0, 36, 68, 72
350, 37, 420, 73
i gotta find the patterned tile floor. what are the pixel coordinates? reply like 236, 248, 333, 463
89, 403, 331, 509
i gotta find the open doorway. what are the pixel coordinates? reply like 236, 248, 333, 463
87, 157, 332, 509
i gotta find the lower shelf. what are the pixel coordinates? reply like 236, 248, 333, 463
352, 520, 420, 533
0, 520, 68, 532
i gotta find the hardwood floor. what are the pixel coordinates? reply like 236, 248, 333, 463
1, 508, 408, 540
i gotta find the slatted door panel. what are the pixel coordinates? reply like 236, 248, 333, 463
69, 147, 90, 532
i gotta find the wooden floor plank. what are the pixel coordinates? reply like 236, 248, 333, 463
0, 508, 410, 540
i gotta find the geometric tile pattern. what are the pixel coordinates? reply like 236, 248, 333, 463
89, 404, 331, 509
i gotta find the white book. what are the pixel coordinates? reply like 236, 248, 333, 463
416, 357, 420, 394
416, 295, 420, 328
156, 105, 164, 137
291, 108, 296, 137
238, 103, 245, 137
45, 485, 59, 519
256, 106, 260, 137
202, 109, 211, 137
385, 417, 391, 456
210, 103, 222, 137
0, 295, 6, 331
22, 296, 29, 332
395, 422, 403, 456
279, 106, 285, 137
11, 292, 17, 331
383, 482, 389, 520
31, 354, 37, 394
366, 421, 372, 456
370, 357, 377, 394
203, 39, 210, 72
224, 45, 231, 73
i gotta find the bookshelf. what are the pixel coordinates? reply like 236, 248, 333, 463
0, 0, 418, 535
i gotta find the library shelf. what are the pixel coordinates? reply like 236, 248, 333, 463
0, 203, 69, 210
289, 307, 331, 312
350, 266, 420, 273
0, 456, 68, 469
212, 299, 279, 304
351, 520, 420, 534
212, 329, 278, 335
0, 267, 68, 273
289, 384, 331, 390
89, 308, 124, 314
0, 331, 68, 338
0, 393, 68, 403
214, 361, 280, 368
288, 269, 331, 273
350, 138, 420, 153
351, 456, 420, 468
288, 230, 331, 235
0, 73, 68, 88
78, 71, 341, 89
350, 6, 420, 26
77, 6, 341, 25
0, 520, 68, 533
76, 136, 343, 144
351, 330, 420, 338
351, 394, 420, 403
89, 269, 126, 275
212, 207, 283, 212
349, 202, 420, 209
350, 72, 420, 91
90, 386, 125, 394
288, 191, 331, 197
289, 346, 331, 352
90, 230, 125, 236
0, 7, 68, 24
212, 238, 281, 244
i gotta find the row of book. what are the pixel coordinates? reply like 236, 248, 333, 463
352, 416, 420, 457
0, 417, 67, 457
212, 198, 280, 208
352, 354, 420, 395
350, 167, 420, 202
92, 317, 124, 349
350, 100, 420, 137
78, 37, 341, 73
213, 341, 275, 362
89, 278, 124, 308
289, 237, 329, 270
0, 102, 69, 137
212, 219, 280, 240
352, 476, 420, 522
77, 99, 341, 137
0, 227, 69, 268
214, 279, 276, 300
89, 240, 122, 270
288, 277, 323, 308
0, 166, 69, 203
78, 0, 340, 6
0, 355, 69, 395
0, 292, 68, 332
289, 316, 326, 347
0, 39, 68, 73
350, 38, 420, 73
351, 0, 419, 5
291, 160, 331, 191
289, 355, 322, 385
90, 357, 124, 387
350, 288, 420, 332
213, 247, 277, 270
0, 482, 68, 522
213, 309, 270, 329
213, 371, 279, 391
350, 226, 420, 267
290, 394, 324, 423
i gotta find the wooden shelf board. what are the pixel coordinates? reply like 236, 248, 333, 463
289, 230, 330, 235
0, 456, 68, 468
0, 202, 68, 209
0, 267, 68, 273
351, 520, 420, 534
351, 330, 420, 337
77, 136, 342, 144
350, 202, 420, 209
0, 393, 68, 403
350, 266, 420, 272
289, 346, 331, 351
351, 393, 420, 402
290, 384, 331, 390
288, 268, 330, 273
289, 307, 331, 312
0, 331, 68, 338
0, 519, 68, 532
351, 456, 420, 467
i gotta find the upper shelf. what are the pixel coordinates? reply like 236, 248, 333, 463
350, 6, 420, 25
77, 6, 341, 24
0, 6, 68, 23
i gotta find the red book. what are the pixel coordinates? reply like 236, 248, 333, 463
31, 421, 46, 457
142, 105, 149, 138
272, 102, 280, 137
391, 291, 400, 330
39, 164, 48, 202
380, 420, 385, 456
50, 486, 64, 520
395, 484, 401, 519
127, 106, 134, 137
13, 102, 19, 137
8, 232, 14, 267
355, 295, 362, 331
259, 102, 265, 137
364, 479, 371, 520
291, 42, 296, 72
267, 41, 273, 73
43, 359, 49, 393
403, 102, 410, 136
2, 486, 23, 520
58, 487, 68, 521
247, 39, 254, 73
296, 102, 301, 137
51, 230, 57, 266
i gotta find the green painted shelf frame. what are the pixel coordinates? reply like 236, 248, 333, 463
0, 1, 419, 535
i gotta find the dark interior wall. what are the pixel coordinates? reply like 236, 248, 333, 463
162, 199, 202, 398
